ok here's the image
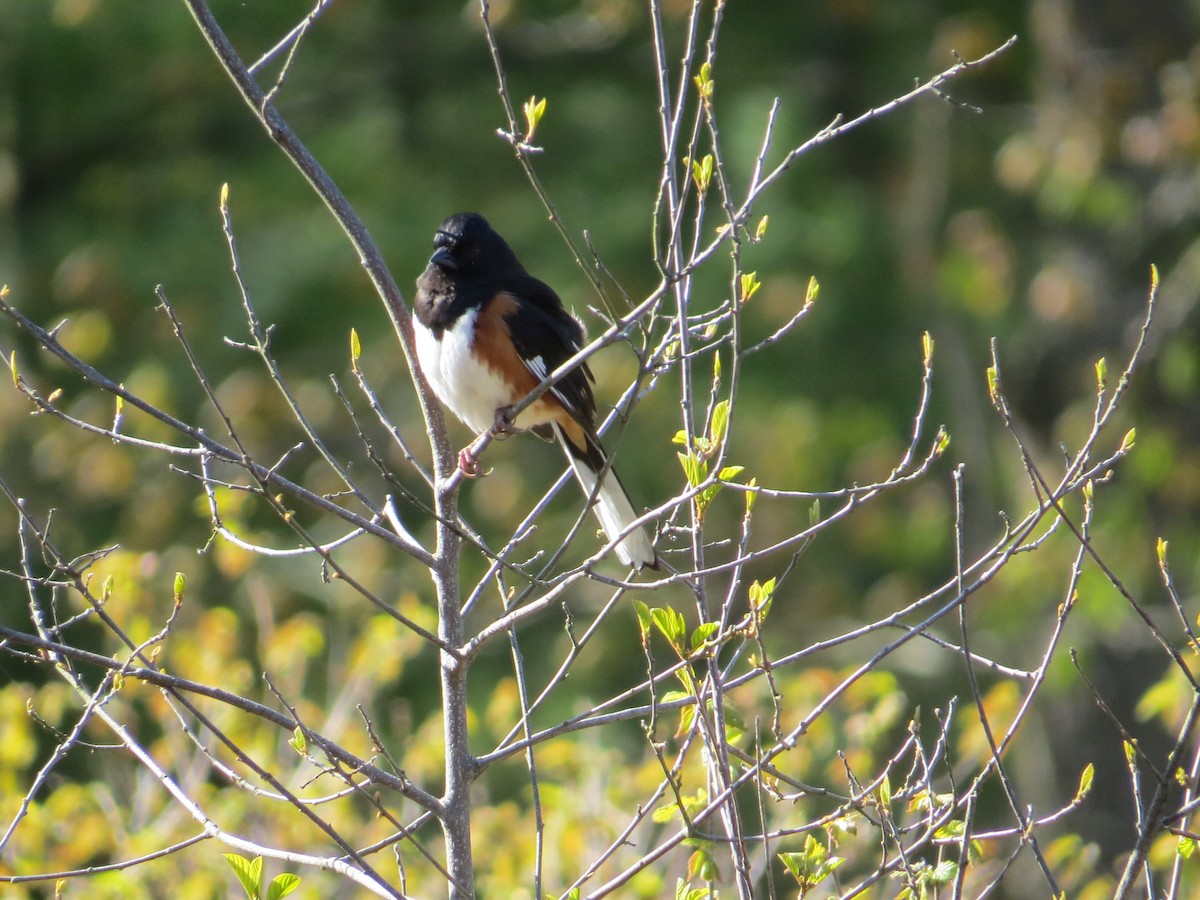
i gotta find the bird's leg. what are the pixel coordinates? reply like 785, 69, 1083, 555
457, 446, 482, 478
491, 405, 520, 440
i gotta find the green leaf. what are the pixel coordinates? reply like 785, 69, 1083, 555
289, 726, 307, 756
677, 450, 706, 489
778, 835, 844, 888
877, 774, 892, 808
9, 350, 17, 388
1178, 836, 1196, 859
650, 606, 688, 651
749, 578, 777, 618
1120, 427, 1136, 452
709, 399, 730, 447
739, 271, 761, 304
223, 854, 262, 899
809, 498, 821, 527
804, 275, 819, 307
350, 328, 362, 371
1150, 262, 1159, 290
654, 802, 680, 824
986, 365, 1000, 404
754, 215, 769, 241
687, 840, 720, 883
691, 153, 714, 197
934, 427, 950, 457
1157, 537, 1169, 566
693, 61, 714, 100
267, 873, 301, 900
1094, 356, 1107, 390
745, 477, 758, 512
691, 622, 718, 650
523, 95, 547, 140
633, 600, 653, 644
922, 331, 934, 365
1075, 762, 1094, 802
930, 860, 958, 884
173, 571, 187, 602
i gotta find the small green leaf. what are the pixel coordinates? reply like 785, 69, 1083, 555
1157, 537, 1169, 566
1124, 739, 1137, 766
1082, 479, 1094, 502
744, 477, 758, 512
934, 427, 950, 457
691, 622, 718, 650
523, 96, 547, 140
739, 271, 761, 304
930, 860, 959, 884
877, 774, 892, 808
289, 726, 307, 756
267, 873, 301, 900
922, 331, 934, 365
809, 498, 821, 527
1179, 836, 1196, 859
633, 599, 653, 644
1120, 428, 1136, 452
8, 350, 17, 388
1075, 763, 1094, 802
650, 606, 688, 650
350, 328, 361, 371
677, 450, 706, 489
173, 572, 187, 602
710, 399, 731, 447
219, 182, 230, 209
986, 365, 1000, 404
1150, 262, 1159, 290
778, 834, 845, 888
693, 61, 714, 100
1095, 356, 1107, 390
804, 275, 819, 308
223, 854, 262, 899
754, 215, 769, 241
691, 153, 714, 197
749, 578, 777, 618
653, 802, 680, 823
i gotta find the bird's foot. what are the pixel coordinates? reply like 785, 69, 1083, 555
491, 405, 519, 440
457, 447, 483, 478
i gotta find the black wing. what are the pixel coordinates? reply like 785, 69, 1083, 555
497, 272, 597, 427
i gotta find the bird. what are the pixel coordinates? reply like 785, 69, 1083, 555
412, 211, 658, 570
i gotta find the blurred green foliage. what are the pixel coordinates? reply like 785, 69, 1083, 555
2, 0, 1200, 896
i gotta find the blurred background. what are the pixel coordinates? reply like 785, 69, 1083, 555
2, 0, 1200, 895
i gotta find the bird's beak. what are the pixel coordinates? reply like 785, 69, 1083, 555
428, 246, 457, 271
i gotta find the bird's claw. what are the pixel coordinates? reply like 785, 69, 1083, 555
457, 447, 483, 478
491, 405, 519, 440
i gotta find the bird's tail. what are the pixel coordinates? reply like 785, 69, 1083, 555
553, 424, 658, 570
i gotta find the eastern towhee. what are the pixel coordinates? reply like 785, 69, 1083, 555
413, 212, 658, 570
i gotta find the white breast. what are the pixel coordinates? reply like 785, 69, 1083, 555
414, 308, 512, 434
